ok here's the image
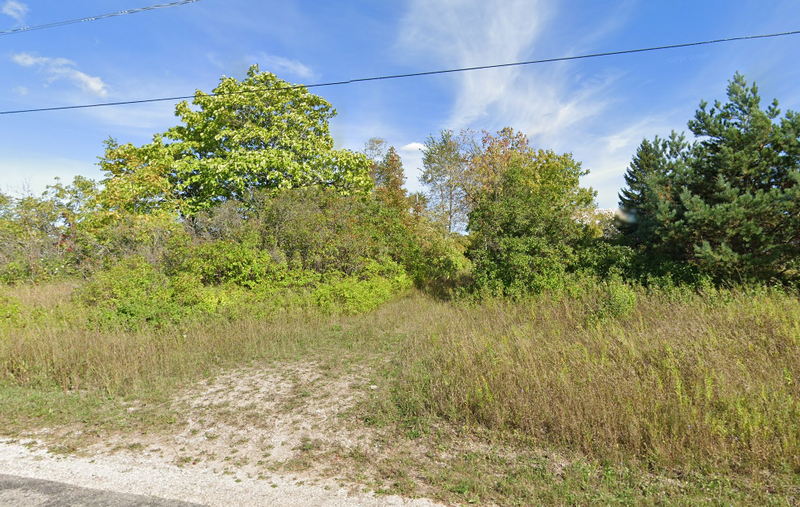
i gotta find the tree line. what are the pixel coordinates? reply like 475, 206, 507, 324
1, 66, 798, 306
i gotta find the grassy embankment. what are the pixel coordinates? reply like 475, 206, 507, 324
1, 281, 798, 504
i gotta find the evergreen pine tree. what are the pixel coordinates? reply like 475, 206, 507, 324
635, 73, 800, 283
618, 133, 690, 251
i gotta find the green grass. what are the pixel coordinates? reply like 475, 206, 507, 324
1, 281, 799, 504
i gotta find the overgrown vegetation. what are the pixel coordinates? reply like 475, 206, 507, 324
1, 68, 798, 503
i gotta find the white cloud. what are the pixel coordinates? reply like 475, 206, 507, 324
1, 0, 27, 23
12, 85, 28, 96
255, 53, 314, 80
398, 142, 426, 192
399, 149, 426, 194
11, 52, 108, 97
400, 142, 425, 152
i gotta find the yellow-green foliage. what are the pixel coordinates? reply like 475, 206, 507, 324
392, 287, 800, 473
587, 277, 638, 323
313, 259, 412, 315
75, 253, 412, 327
0, 294, 20, 326
76, 257, 220, 328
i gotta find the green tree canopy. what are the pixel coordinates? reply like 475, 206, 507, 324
617, 132, 691, 250
467, 128, 596, 295
100, 65, 372, 214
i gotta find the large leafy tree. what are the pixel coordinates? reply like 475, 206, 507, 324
99, 65, 372, 214
467, 128, 596, 295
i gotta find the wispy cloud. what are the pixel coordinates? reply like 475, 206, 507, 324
398, 0, 618, 141
11, 53, 108, 97
396, 0, 642, 206
399, 0, 554, 128
255, 53, 315, 80
1, 0, 27, 24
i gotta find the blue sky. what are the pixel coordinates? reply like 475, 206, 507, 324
1, 0, 799, 208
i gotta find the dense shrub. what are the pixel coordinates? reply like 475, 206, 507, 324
466, 131, 598, 297
587, 277, 638, 323
76, 257, 218, 328
313, 258, 412, 314
168, 238, 279, 288
250, 187, 394, 274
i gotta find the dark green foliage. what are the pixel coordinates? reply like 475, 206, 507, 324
617, 133, 691, 250
618, 73, 800, 284
673, 73, 800, 283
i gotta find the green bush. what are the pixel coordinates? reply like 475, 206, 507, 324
466, 135, 598, 298
313, 259, 412, 314
0, 294, 20, 326
76, 257, 219, 328
588, 278, 638, 323
169, 238, 277, 288
0, 260, 30, 285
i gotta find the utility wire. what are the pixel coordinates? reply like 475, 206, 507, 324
0, 0, 200, 37
1, 28, 799, 116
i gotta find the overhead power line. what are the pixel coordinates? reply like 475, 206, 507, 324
1, 28, 799, 116
0, 0, 200, 37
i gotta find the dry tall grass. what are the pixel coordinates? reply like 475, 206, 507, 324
391, 287, 800, 473
0, 283, 404, 397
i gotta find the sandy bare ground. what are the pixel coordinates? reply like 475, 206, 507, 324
0, 361, 440, 506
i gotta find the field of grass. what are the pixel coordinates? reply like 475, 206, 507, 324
1, 281, 799, 504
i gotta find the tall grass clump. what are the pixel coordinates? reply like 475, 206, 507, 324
391, 286, 800, 473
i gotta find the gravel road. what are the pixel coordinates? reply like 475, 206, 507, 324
0, 440, 438, 507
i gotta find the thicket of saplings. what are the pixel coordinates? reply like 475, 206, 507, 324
1, 68, 798, 482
